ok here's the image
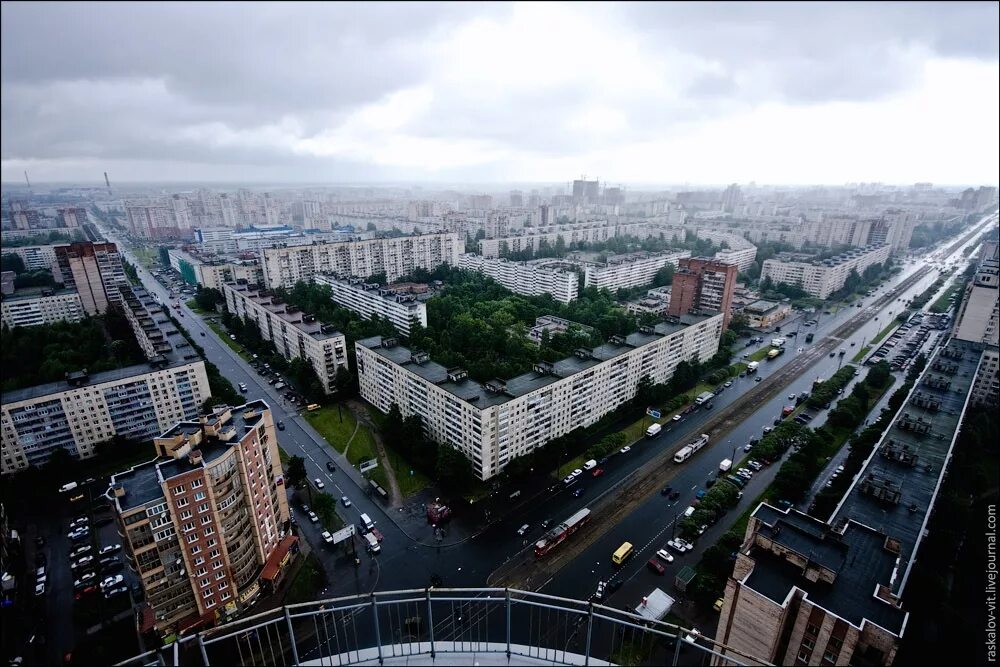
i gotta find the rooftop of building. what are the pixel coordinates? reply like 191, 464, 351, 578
357, 311, 720, 408
224, 283, 344, 341
110, 401, 270, 512
0, 350, 202, 405
767, 244, 889, 268
831, 337, 987, 596
118, 284, 189, 358
0, 285, 79, 302
744, 504, 907, 636
313, 273, 426, 306
742, 299, 787, 314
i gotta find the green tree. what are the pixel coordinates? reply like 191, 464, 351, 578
436, 445, 474, 492
1, 253, 26, 274
286, 455, 307, 488
195, 287, 224, 311
313, 492, 337, 525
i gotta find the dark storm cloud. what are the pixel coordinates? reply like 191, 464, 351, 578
0, 1, 996, 182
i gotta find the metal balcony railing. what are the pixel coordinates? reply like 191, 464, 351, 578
116, 587, 765, 666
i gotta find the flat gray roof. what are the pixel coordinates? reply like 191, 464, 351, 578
831, 337, 987, 595
112, 400, 270, 511
226, 283, 343, 341
747, 504, 907, 635
357, 312, 718, 408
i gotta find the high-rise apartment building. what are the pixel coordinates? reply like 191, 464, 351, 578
8, 201, 40, 230
953, 250, 999, 346
1, 288, 85, 329
311, 274, 428, 336
109, 401, 292, 637
1, 284, 211, 473
125, 201, 180, 239
580, 251, 691, 292
260, 233, 463, 289
760, 244, 890, 299
54, 241, 128, 315
222, 283, 348, 393
356, 312, 723, 480
572, 179, 599, 203
714, 337, 992, 666
668, 257, 738, 328
6, 245, 61, 275
58, 207, 89, 228
457, 254, 580, 304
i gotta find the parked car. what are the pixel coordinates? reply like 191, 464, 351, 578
70, 545, 92, 559
314, 478, 325, 490
98, 544, 121, 556
308, 511, 319, 523
646, 558, 666, 575
370, 527, 384, 542
660, 486, 672, 496
655, 549, 674, 563
99, 574, 124, 591
72, 555, 94, 569
104, 585, 129, 599
517, 524, 530, 536
619, 446, 631, 454
341, 496, 352, 508
591, 468, 605, 478
277, 421, 285, 430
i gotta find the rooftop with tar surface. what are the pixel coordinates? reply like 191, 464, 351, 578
357, 312, 719, 409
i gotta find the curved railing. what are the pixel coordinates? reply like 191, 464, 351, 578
117, 587, 766, 666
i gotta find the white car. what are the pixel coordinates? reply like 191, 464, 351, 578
100, 574, 124, 591
314, 478, 325, 490
667, 539, 688, 553
308, 511, 319, 523
72, 555, 94, 569
70, 545, 92, 559
619, 446, 632, 454
672, 415, 682, 422
517, 524, 530, 536
571, 469, 583, 478
98, 544, 121, 556
74, 572, 96, 587
321, 531, 334, 544
748, 461, 763, 471
723, 381, 733, 388
70, 517, 88, 529
655, 549, 674, 563
34, 582, 45, 596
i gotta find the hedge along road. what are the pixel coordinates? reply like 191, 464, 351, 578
488, 263, 935, 590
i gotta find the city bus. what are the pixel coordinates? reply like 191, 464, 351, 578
612, 541, 634, 565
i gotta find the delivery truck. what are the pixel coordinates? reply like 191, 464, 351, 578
646, 423, 662, 438
719, 459, 733, 473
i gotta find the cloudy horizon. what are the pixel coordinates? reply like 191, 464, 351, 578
2, 1, 998, 185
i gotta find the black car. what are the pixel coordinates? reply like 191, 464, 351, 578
326, 462, 336, 473
669, 490, 681, 501
200, 332, 206, 336
661, 486, 672, 496
276, 421, 285, 431
705, 478, 716, 488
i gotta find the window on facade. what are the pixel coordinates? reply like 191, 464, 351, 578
172, 485, 185, 494
190, 479, 203, 488
802, 637, 815, 651
797, 651, 811, 664
806, 623, 820, 636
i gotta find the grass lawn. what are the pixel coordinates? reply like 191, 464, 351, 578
284, 553, 327, 605
930, 282, 962, 313
380, 443, 432, 498
185, 298, 211, 315
344, 426, 378, 466
206, 320, 250, 359
303, 405, 360, 454
870, 321, 898, 346
278, 447, 290, 464
748, 347, 772, 362
852, 345, 872, 363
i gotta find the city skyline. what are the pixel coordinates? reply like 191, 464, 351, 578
1, 2, 998, 185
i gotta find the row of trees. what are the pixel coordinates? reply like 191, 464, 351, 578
1, 308, 145, 392
382, 405, 476, 493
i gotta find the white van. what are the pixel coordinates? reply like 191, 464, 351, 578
582, 459, 598, 471
364, 532, 380, 553
360, 513, 375, 530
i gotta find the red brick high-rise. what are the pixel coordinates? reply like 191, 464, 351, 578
667, 257, 738, 329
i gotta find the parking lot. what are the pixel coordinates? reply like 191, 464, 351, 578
867, 311, 950, 371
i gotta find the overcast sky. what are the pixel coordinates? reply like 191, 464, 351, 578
1, 1, 997, 186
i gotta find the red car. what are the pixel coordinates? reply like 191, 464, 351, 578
370, 527, 384, 543
646, 558, 666, 575
74, 585, 98, 601
591, 468, 605, 478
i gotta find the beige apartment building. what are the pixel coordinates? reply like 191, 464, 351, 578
356, 312, 723, 480
222, 283, 348, 393
109, 401, 293, 636
457, 254, 580, 303
54, 241, 128, 315
1, 288, 84, 329
312, 273, 428, 336
760, 244, 890, 299
260, 233, 463, 289
1, 357, 210, 474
